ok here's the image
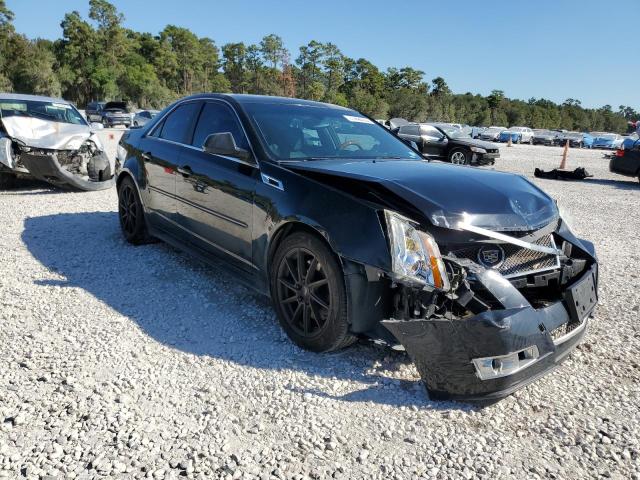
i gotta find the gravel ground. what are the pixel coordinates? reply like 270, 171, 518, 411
1, 144, 638, 479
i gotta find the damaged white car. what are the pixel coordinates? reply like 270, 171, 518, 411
0, 93, 114, 191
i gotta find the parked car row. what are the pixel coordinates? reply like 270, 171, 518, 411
85, 101, 160, 129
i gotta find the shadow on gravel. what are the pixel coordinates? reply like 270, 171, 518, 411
582, 178, 640, 190
0, 178, 67, 194
22, 212, 471, 411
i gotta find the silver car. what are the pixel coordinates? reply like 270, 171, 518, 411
132, 110, 159, 127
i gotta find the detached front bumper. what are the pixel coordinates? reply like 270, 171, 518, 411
20, 151, 114, 191
475, 152, 499, 165
382, 264, 597, 401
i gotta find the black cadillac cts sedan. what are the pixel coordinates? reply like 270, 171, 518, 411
116, 94, 598, 401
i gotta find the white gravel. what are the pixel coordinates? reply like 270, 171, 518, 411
1, 145, 638, 479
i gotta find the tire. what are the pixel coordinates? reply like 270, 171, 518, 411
529, 137, 533, 145
133, 121, 138, 127
103, 118, 109, 128
516, 137, 521, 144
449, 148, 470, 165
0, 171, 16, 190
117, 176, 152, 245
270, 232, 356, 352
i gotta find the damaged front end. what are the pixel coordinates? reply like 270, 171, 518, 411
0, 113, 114, 191
379, 210, 598, 401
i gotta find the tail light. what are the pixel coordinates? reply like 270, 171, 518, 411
615, 149, 625, 157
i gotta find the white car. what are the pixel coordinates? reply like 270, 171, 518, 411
499, 126, 534, 144
0, 93, 114, 191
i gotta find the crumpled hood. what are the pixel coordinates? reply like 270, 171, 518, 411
1, 116, 100, 150
287, 159, 558, 232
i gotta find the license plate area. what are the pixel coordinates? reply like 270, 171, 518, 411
564, 271, 598, 323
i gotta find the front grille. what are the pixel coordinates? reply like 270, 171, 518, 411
450, 234, 560, 278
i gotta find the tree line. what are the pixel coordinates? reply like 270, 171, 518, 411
0, 0, 636, 133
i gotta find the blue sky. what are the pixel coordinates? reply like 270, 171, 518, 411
8, 0, 638, 109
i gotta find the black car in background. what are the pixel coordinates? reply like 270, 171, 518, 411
116, 94, 598, 401
396, 123, 500, 165
610, 144, 640, 183
85, 101, 106, 123
532, 129, 561, 146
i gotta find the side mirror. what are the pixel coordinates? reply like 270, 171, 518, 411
203, 132, 251, 161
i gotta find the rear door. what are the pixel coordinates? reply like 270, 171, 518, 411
139, 101, 201, 229
175, 100, 258, 269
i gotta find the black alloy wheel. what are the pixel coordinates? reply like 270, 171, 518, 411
271, 232, 355, 352
118, 176, 150, 244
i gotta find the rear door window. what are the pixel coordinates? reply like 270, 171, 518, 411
158, 102, 202, 144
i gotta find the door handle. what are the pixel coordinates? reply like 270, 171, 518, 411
141, 152, 151, 161
177, 165, 192, 177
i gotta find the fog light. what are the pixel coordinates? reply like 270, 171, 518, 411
472, 346, 540, 380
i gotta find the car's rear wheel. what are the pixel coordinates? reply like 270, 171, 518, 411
449, 149, 470, 165
118, 176, 151, 245
529, 137, 533, 145
0, 171, 16, 190
270, 232, 356, 352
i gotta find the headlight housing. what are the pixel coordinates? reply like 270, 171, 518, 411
470, 146, 487, 154
384, 210, 450, 291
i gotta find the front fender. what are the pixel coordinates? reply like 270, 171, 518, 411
253, 161, 392, 279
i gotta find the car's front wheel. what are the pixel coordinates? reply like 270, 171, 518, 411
270, 232, 356, 352
117, 176, 151, 245
449, 149, 470, 165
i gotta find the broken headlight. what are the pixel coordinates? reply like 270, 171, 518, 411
384, 210, 450, 291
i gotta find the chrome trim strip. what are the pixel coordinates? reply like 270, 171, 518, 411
146, 97, 259, 168
458, 222, 564, 256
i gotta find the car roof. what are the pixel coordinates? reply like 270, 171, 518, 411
0, 92, 73, 104
179, 93, 352, 110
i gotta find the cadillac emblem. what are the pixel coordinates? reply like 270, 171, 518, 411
477, 245, 505, 269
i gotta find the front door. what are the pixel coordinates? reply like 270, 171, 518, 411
175, 100, 258, 270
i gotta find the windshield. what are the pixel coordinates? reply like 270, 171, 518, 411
440, 126, 469, 139
0, 99, 87, 125
244, 103, 421, 161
